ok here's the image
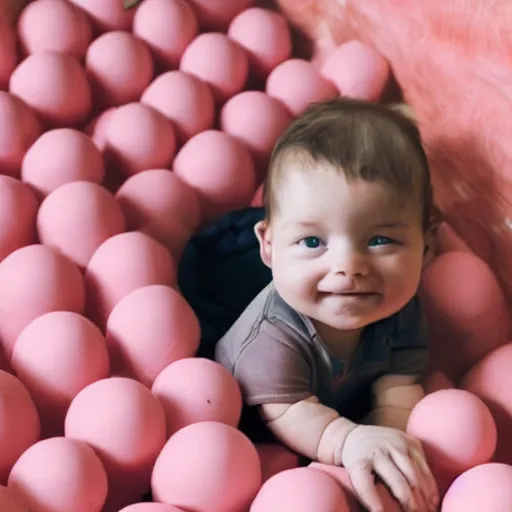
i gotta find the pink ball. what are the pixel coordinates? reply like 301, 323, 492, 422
173, 130, 257, 221
22, 129, 105, 197
0, 91, 42, 178
115, 169, 202, 258
187, 0, 252, 30
251, 467, 351, 512
421, 251, 511, 380
266, 58, 338, 115
133, 0, 198, 69
152, 357, 242, 435
68, 0, 134, 32
9, 51, 92, 127
461, 343, 512, 465
228, 7, 292, 78
105, 102, 176, 177
0, 371, 40, 485
11, 311, 110, 438
141, 71, 215, 142
321, 40, 390, 102
0, 176, 38, 262
180, 33, 249, 103
0, 24, 17, 91
0, 486, 29, 512
0, 244, 85, 357
106, 285, 200, 388
65, 377, 167, 511
86, 31, 154, 108
255, 444, 300, 484
308, 463, 400, 511
85, 231, 176, 327
83, 106, 117, 152
8, 437, 108, 512
436, 222, 472, 255
441, 463, 512, 511
220, 90, 293, 172
152, 421, 261, 512
406, 389, 497, 477
37, 181, 126, 268
17, 0, 92, 59
120, 505, 183, 512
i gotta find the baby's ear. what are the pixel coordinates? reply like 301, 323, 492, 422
254, 220, 272, 268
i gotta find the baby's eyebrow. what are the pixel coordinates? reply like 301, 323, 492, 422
374, 222, 408, 229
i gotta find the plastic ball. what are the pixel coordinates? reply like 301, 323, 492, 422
66, 377, 167, 510
421, 251, 511, 380
187, 0, 252, 30
68, 0, 134, 32
152, 421, 261, 512
107, 285, 200, 388
436, 222, 472, 255
152, 357, 242, 435
22, 129, 105, 197
85, 231, 176, 327
9, 51, 92, 127
84, 106, 116, 152
104, 102, 176, 177
133, 0, 198, 69
0, 371, 40, 484
8, 437, 108, 512
37, 181, 126, 268
441, 463, 512, 511
0, 486, 29, 512
406, 389, 497, 477
17, 0, 92, 59
11, 311, 110, 438
115, 169, 202, 258
220, 90, 293, 171
120, 505, 183, 512
180, 32, 249, 102
173, 129, 257, 221
266, 58, 338, 115
251, 467, 351, 512
0, 176, 38, 262
255, 444, 300, 484
86, 31, 154, 108
308, 463, 400, 511
321, 40, 390, 102
0, 91, 42, 178
0, 244, 85, 358
141, 71, 215, 142
0, 23, 17, 90
228, 7, 292, 77
461, 343, 512, 464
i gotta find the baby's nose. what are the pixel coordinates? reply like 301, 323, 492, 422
332, 253, 370, 278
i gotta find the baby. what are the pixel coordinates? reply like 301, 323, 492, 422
215, 98, 439, 512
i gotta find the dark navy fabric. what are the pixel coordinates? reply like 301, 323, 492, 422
178, 207, 272, 360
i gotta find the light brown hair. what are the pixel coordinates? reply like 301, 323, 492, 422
263, 98, 433, 231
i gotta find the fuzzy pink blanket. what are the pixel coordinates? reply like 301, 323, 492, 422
277, 0, 512, 308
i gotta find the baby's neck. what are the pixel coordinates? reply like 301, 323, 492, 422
312, 320, 364, 361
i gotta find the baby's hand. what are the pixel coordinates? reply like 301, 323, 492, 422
340, 424, 439, 512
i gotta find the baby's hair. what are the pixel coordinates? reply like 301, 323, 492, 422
263, 98, 433, 231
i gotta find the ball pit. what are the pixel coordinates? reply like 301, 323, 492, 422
0, 1, 508, 510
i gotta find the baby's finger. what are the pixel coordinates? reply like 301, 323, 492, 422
410, 446, 439, 509
373, 453, 417, 512
390, 449, 430, 511
348, 462, 385, 512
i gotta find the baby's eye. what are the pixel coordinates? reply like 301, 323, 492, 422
368, 235, 395, 247
299, 236, 323, 249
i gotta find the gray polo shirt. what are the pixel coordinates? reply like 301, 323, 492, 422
215, 283, 429, 419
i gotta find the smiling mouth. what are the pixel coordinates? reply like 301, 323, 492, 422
321, 291, 379, 297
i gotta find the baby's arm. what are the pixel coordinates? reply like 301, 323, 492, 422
260, 396, 357, 464
365, 374, 425, 431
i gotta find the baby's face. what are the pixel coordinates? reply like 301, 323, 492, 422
257, 162, 426, 338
